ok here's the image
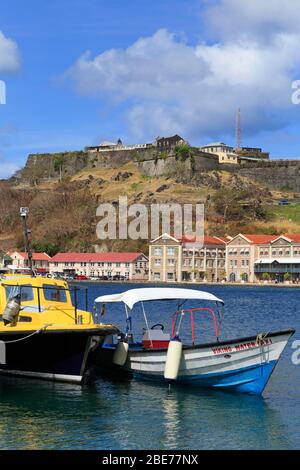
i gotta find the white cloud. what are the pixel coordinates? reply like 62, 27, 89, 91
203, 0, 300, 42
0, 161, 20, 179
0, 31, 20, 72
65, 1, 300, 141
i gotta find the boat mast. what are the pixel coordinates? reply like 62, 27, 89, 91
20, 207, 34, 276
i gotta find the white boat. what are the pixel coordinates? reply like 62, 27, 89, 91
93, 288, 295, 395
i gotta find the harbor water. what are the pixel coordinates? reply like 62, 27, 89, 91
0, 283, 299, 450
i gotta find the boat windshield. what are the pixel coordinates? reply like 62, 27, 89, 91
5, 284, 34, 302
42, 284, 67, 303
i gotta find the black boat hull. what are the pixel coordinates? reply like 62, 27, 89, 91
0, 330, 105, 383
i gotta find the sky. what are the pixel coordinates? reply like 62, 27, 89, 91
1, 0, 300, 178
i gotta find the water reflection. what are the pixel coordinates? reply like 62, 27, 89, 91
162, 394, 180, 448
0, 372, 294, 450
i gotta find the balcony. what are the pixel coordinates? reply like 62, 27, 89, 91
255, 264, 300, 274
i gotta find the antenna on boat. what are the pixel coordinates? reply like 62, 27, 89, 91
20, 207, 34, 276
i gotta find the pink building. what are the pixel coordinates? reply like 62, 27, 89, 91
49, 252, 148, 280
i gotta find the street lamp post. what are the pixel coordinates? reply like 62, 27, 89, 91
20, 207, 34, 276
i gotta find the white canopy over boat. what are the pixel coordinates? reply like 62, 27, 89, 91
95, 287, 224, 310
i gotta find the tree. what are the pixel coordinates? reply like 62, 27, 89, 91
261, 272, 270, 281
53, 155, 64, 182
212, 187, 266, 222
174, 144, 193, 160
283, 272, 291, 282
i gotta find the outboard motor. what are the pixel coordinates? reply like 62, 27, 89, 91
2, 294, 21, 326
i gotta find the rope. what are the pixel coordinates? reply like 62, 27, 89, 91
256, 332, 269, 344
1, 324, 52, 344
255, 332, 270, 378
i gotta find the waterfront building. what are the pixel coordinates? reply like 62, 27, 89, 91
148, 233, 227, 283
49, 252, 148, 280
226, 234, 300, 283
5, 251, 51, 274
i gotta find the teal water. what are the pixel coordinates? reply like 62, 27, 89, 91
0, 283, 299, 450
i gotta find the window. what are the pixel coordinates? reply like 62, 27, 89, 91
154, 247, 162, 256
168, 259, 175, 266
167, 247, 175, 256
43, 284, 67, 303
154, 272, 161, 280
167, 273, 174, 280
6, 284, 34, 302
154, 259, 161, 266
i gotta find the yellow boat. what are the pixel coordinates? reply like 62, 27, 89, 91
0, 274, 118, 383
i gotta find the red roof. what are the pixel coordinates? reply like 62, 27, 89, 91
51, 252, 145, 263
8, 251, 51, 261
283, 234, 300, 243
235, 234, 300, 244
239, 234, 277, 244
181, 235, 226, 245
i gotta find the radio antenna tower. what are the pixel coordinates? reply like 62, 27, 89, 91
236, 108, 241, 150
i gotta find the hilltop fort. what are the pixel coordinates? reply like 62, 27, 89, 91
14, 134, 300, 192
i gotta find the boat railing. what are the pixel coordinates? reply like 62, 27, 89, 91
172, 308, 219, 345
2, 283, 89, 324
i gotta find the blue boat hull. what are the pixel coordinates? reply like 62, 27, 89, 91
134, 360, 277, 394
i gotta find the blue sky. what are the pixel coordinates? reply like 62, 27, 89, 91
1, 0, 300, 177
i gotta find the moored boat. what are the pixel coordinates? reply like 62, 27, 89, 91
0, 274, 118, 383
93, 288, 295, 395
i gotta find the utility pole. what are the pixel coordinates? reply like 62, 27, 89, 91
20, 207, 34, 276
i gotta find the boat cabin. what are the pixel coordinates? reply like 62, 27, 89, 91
0, 275, 93, 327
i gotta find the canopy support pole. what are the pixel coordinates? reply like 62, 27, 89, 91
141, 301, 153, 348
124, 305, 133, 340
